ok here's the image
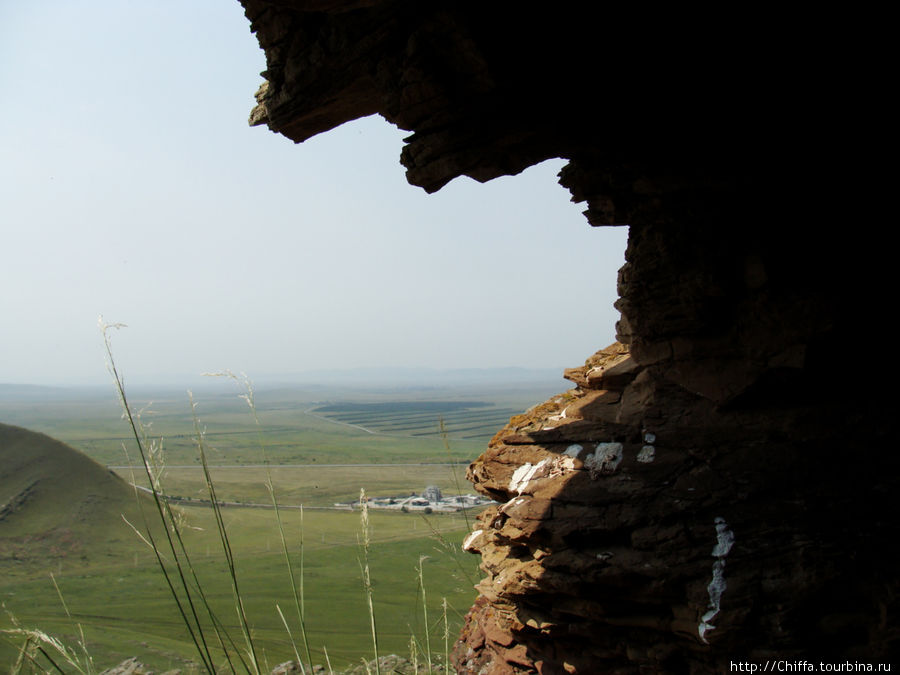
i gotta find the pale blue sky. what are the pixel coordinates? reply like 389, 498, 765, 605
0, 1, 627, 386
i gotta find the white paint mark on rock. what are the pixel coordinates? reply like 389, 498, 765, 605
711, 518, 735, 558
462, 529, 483, 552
546, 405, 570, 423
643, 431, 657, 444
584, 442, 623, 478
508, 458, 549, 494
698, 517, 735, 643
509, 463, 535, 492
564, 444, 584, 458
636, 445, 656, 463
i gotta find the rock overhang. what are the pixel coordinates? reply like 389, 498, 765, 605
236, 2, 898, 671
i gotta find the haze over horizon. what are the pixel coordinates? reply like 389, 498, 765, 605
1, 1, 627, 388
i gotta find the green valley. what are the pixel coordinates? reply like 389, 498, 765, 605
0, 379, 562, 671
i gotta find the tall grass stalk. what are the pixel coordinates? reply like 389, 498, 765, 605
49, 574, 93, 674
415, 557, 433, 674
299, 507, 306, 623
98, 323, 467, 674
438, 418, 470, 533
264, 467, 314, 669
275, 604, 305, 675
206, 371, 314, 670
408, 635, 418, 675
120, 453, 247, 675
3, 606, 91, 675
102, 320, 258, 674
323, 645, 334, 675
5, 630, 74, 675
442, 598, 449, 674
357, 489, 380, 675
100, 319, 219, 674
189, 392, 261, 675
418, 516, 477, 589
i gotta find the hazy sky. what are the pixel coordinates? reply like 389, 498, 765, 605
0, 1, 628, 387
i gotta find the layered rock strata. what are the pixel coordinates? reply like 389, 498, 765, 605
238, 2, 897, 671
453, 339, 895, 672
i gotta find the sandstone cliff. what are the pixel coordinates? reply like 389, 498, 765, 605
238, 2, 897, 671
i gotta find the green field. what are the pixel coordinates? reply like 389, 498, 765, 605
125, 464, 473, 508
0, 383, 552, 468
0, 381, 563, 671
1, 506, 478, 672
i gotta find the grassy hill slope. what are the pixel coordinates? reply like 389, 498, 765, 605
0, 421, 153, 567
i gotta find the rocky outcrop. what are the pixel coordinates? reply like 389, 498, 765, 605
452, 340, 896, 672
238, 2, 898, 671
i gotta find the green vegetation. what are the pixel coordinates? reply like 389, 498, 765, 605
123, 465, 473, 509
0, 380, 555, 469
0, 391, 494, 468
0, 394, 505, 671
1, 506, 475, 671
0, 425, 478, 672
0, 368, 560, 672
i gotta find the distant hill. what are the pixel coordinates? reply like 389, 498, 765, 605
0, 422, 156, 566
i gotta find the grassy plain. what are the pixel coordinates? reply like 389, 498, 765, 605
128, 464, 474, 508
0, 383, 547, 467
1, 506, 477, 671
0, 380, 564, 671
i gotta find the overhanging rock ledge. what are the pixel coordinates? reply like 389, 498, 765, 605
238, 2, 897, 671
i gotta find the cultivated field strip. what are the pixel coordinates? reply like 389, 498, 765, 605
325, 407, 517, 426
312, 401, 519, 439
317, 407, 516, 425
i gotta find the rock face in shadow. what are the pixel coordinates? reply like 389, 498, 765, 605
238, 2, 897, 671
454, 342, 896, 672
